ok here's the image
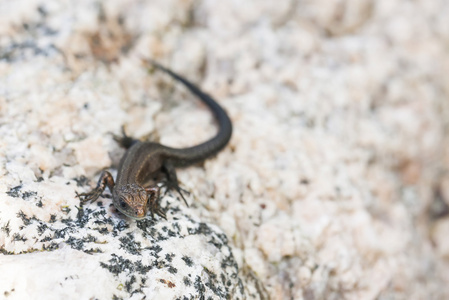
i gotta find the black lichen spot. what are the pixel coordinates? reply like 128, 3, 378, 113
61, 216, 75, 226
208, 239, 223, 250
100, 254, 133, 275
113, 220, 129, 233
188, 222, 212, 236
150, 245, 162, 254
95, 227, 109, 235
37, 223, 48, 235
40, 236, 52, 242
0, 247, 14, 255
43, 242, 59, 251
2, 221, 11, 237
84, 248, 103, 254
6, 185, 22, 198
167, 266, 177, 274
153, 259, 168, 269
203, 268, 227, 298
220, 253, 238, 270
125, 275, 136, 292
194, 276, 206, 299
155, 232, 168, 242
17, 214, 35, 225
73, 175, 89, 187
183, 276, 192, 286
36, 199, 43, 207
82, 234, 96, 243
182, 256, 194, 267
136, 218, 157, 237
172, 222, 181, 233
49, 214, 57, 223
84, 234, 97, 243
165, 253, 175, 262
119, 234, 141, 255
66, 237, 85, 250
12, 233, 27, 242
92, 209, 109, 221
53, 226, 76, 240
101, 253, 152, 276
134, 260, 152, 274
22, 191, 37, 199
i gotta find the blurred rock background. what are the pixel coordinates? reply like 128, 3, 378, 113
1, 0, 449, 299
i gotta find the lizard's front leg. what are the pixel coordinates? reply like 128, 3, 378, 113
76, 171, 115, 203
161, 161, 190, 206
145, 186, 166, 220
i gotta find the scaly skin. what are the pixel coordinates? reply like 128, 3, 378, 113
77, 60, 233, 220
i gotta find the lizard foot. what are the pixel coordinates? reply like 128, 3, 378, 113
160, 181, 190, 207
76, 188, 103, 203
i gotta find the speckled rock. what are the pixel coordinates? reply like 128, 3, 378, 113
1, 0, 449, 299
0, 191, 243, 299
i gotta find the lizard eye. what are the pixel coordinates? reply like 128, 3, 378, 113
119, 199, 127, 208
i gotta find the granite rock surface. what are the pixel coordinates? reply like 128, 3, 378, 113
1, 0, 449, 299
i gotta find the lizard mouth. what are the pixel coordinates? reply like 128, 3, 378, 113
116, 207, 147, 220
129, 216, 146, 220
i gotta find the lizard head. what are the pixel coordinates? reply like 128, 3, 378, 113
113, 184, 148, 220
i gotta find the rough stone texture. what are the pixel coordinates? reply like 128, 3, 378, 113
1, 0, 449, 299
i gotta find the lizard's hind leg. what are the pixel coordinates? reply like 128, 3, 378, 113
112, 126, 139, 149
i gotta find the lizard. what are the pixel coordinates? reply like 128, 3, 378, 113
76, 60, 232, 220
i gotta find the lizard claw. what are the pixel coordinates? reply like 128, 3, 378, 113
156, 208, 167, 220
160, 181, 190, 207
148, 201, 167, 220
75, 171, 113, 205
76, 188, 103, 203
